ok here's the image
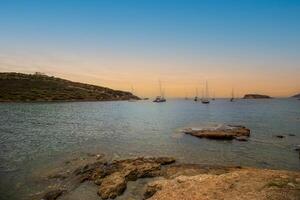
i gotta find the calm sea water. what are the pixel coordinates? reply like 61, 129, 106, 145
0, 99, 300, 199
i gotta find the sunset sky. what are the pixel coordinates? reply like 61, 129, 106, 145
0, 0, 299, 98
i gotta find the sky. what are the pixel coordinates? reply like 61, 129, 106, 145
0, 0, 299, 98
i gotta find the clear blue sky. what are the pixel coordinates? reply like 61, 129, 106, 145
0, 0, 299, 97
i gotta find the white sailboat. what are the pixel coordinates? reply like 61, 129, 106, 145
153, 80, 166, 103
201, 81, 210, 104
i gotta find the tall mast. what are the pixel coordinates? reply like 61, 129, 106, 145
205, 81, 209, 99
159, 80, 162, 97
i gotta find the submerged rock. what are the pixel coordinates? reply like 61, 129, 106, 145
275, 135, 285, 139
235, 136, 249, 141
42, 189, 65, 200
184, 125, 250, 140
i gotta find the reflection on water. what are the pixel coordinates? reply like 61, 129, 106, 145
0, 99, 300, 199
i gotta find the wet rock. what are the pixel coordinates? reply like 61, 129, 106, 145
47, 172, 69, 180
95, 157, 175, 199
276, 135, 285, 139
184, 125, 250, 140
288, 134, 296, 136
143, 182, 162, 199
42, 189, 65, 200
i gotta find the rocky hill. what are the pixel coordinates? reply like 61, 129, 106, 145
0, 72, 139, 102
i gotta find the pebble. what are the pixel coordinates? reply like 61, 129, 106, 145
287, 182, 295, 188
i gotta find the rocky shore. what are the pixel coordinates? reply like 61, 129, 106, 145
37, 153, 300, 200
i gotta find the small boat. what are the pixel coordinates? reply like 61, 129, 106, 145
201, 99, 210, 104
153, 80, 166, 103
201, 81, 210, 104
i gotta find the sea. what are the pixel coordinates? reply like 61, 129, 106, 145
0, 98, 299, 199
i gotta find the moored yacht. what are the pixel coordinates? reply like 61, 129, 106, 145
153, 81, 166, 103
153, 96, 166, 102
201, 81, 210, 104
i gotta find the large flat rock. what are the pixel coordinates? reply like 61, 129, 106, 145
184, 125, 250, 140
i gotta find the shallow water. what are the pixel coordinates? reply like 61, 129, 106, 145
0, 99, 300, 199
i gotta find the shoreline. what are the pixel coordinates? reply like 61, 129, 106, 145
34, 153, 300, 200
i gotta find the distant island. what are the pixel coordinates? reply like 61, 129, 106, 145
0, 72, 140, 102
243, 94, 271, 99
291, 93, 300, 98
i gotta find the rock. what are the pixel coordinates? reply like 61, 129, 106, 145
276, 135, 285, 139
42, 189, 65, 200
144, 168, 300, 200
143, 182, 162, 199
98, 172, 127, 199
287, 182, 295, 188
243, 94, 271, 99
47, 172, 68, 180
184, 125, 250, 140
288, 134, 296, 136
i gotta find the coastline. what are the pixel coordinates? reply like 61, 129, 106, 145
36, 153, 300, 200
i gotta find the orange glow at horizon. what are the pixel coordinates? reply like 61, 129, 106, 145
0, 52, 299, 98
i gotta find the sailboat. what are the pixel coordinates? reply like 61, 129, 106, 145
184, 89, 189, 100
153, 81, 166, 103
230, 88, 235, 102
201, 81, 210, 104
212, 91, 216, 100
194, 88, 198, 101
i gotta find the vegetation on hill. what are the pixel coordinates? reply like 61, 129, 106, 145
0, 72, 139, 102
